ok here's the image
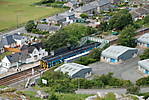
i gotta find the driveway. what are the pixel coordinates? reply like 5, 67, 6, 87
89, 57, 143, 83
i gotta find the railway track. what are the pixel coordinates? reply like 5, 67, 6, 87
0, 28, 148, 86
0, 66, 43, 86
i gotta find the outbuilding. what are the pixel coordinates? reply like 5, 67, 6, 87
54, 63, 92, 78
137, 33, 149, 48
101, 45, 138, 64
138, 59, 149, 74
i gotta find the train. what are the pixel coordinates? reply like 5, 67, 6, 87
40, 42, 100, 68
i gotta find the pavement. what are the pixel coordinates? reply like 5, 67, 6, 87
0, 27, 26, 36
76, 87, 149, 95
89, 57, 143, 83
0, 61, 40, 79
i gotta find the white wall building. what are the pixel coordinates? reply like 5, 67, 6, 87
138, 59, 149, 74
101, 45, 138, 64
137, 33, 149, 48
54, 63, 92, 78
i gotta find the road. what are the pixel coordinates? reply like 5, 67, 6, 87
89, 56, 144, 83
76, 87, 149, 94
0, 27, 26, 36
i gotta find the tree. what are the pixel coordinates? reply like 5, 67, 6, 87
48, 94, 58, 100
126, 85, 140, 94
43, 23, 93, 52
136, 76, 149, 86
25, 20, 36, 32
118, 25, 137, 47
109, 9, 133, 30
99, 21, 109, 32
80, 13, 88, 19
140, 49, 149, 60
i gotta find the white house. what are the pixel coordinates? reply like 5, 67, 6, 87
101, 45, 138, 64
1, 35, 16, 48
138, 59, 149, 74
1, 43, 48, 69
13, 33, 29, 47
137, 33, 149, 48
1, 52, 30, 69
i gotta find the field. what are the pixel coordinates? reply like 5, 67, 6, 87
0, 0, 66, 31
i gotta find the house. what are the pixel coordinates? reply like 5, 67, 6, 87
12, 33, 29, 47
130, 7, 149, 21
1, 43, 48, 69
48, 11, 76, 24
1, 52, 31, 69
54, 63, 92, 78
138, 59, 149, 74
75, 0, 111, 16
101, 45, 138, 64
20, 43, 48, 62
64, 1, 79, 8
137, 33, 149, 48
36, 24, 60, 33
1, 35, 16, 48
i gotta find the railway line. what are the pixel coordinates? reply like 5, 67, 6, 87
0, 66, 42, 86
0, 28, 148, 86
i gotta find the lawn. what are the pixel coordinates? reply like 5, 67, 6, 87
0, 0, 66, 32
0, 51, 12, 60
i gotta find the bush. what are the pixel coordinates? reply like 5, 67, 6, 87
127, 85, 140, 95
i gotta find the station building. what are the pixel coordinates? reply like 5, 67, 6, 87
101, 45, 138, 64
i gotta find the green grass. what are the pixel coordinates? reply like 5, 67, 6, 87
0, 51, 12, 60
0, 85, 7, 89
0, 0, 66, 32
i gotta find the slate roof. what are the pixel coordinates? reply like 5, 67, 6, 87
13, 33, 27, 40
36, 24, 60, 32
1, 35, 16, 45
21, 43, 43, 53
130, 11, 140, 18
49, 11, 75, 21
75, 0, 110, 13
54, 63, 91, 77
137, 33, 149, 44
101, 45, 138, 59
135, 8, 149, 15
138, 59, 149, 70
6, 52, 30, 63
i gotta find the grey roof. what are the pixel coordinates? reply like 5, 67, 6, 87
1, 35, 16, 45
13, 33, 27, 40
6, 52, 30, 63
101, 45, 138, 59
144, 5, 149, 10
54, 63, 91, 77
137, 33, 149, 44
36, 24, 60, 32
130, 11, 140, 18
49, 11, 75, 21
75, 0, 110, 13
138, 59, 149, 70
135, 8, 149, 15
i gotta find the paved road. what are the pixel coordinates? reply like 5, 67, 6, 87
89, 57, 143, 83
76, 87, 149, 95
0, 27, 26, 36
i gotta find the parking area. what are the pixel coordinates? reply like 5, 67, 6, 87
89, 57, 143, 83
